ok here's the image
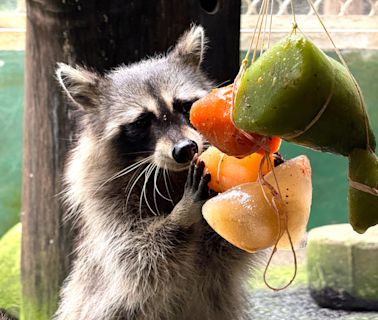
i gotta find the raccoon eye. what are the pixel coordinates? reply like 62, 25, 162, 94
173, 99, 197, 116
131, 113, 152, 129
181, 101, 193, 114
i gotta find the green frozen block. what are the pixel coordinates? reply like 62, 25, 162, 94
349, 148, 378, 233
234, 34, 376, 156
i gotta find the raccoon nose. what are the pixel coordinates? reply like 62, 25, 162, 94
172, 139, 198, 163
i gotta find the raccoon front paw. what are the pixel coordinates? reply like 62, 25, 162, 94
184, 158, 211, 203
170, 159, 212, 226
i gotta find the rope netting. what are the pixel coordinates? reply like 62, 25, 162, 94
242, 0, 378, 16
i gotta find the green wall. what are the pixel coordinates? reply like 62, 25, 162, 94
0, 50, 377, 236
0, 51, 23, 236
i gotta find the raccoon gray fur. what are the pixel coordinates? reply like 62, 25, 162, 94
54, 26, 259, 320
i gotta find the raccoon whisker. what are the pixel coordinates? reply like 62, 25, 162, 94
125, 163, 152, 215
122, 166, 145, 216
139, 163, 159, 217
122, 151, 155, 156
153, 166, 161, 215
94, 156, 153, 195
153, 166, 172, 202
165, 167, 175, 194
120, 156, 154, 176
144, 163, 159, 216
97, 161, 144, 191
124, 165, 144, 197
215, 79, 232, 88
163, 165, 174, 206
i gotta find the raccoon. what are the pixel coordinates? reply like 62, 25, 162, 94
54, 26, 258, 320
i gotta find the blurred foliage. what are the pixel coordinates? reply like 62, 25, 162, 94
0, 223, 21, 318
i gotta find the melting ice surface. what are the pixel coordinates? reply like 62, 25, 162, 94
219, 188, 250, 204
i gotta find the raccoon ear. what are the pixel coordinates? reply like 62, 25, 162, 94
169, 25, 206, 67
56, 63, 100, 111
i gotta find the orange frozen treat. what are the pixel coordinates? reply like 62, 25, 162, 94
199, 146, 274, 193
190, 85, 281, 157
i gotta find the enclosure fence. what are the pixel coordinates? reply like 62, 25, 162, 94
242, 0, 378, 15
241, 0, 378, 49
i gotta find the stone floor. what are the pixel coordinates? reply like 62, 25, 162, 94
250, 287, 378, 320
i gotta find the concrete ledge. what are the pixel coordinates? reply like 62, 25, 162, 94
307, 224, 378, 311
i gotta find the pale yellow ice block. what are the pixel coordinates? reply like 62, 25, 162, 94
202, 156, 312, 252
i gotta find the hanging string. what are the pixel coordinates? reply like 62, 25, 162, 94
349, 178, 378, 196
267, 0, 274, 49
233, 0, 269, 93
252, 0, 270, 64
230, 0, 302, 291
216, 153, 226, 191
260, 0, 272, 56
290, 0, 298, 31
258, 152, 298, 291
229, 0, 273, 156
237, 0, 268, 82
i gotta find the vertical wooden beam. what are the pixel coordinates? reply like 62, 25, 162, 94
21, 0, 240, 319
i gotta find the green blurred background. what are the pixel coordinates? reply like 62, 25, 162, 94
0, 49, 377, 236
0, 51, 23, 236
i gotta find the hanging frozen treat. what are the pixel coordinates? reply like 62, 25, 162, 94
348, 149, 378, 234
190, 85, 281, 157
233, 34, 375, 155
198, 146, 275, 193
202, 156, 312, 252
233, 34, 377, 233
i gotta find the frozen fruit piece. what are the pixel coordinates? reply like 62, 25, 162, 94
202, 156, 312, 252
199, 146, 273, 193
233, 34, 375, 156
348, 148, 378, 234
190, 85, 281, 157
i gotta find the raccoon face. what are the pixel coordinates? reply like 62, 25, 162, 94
57, 26, 212, 171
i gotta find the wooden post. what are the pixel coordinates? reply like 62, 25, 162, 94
21, 0, 240, 319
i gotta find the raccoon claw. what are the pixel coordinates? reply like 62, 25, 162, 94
185, 159, 211, 202
171, 160, 212, 226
